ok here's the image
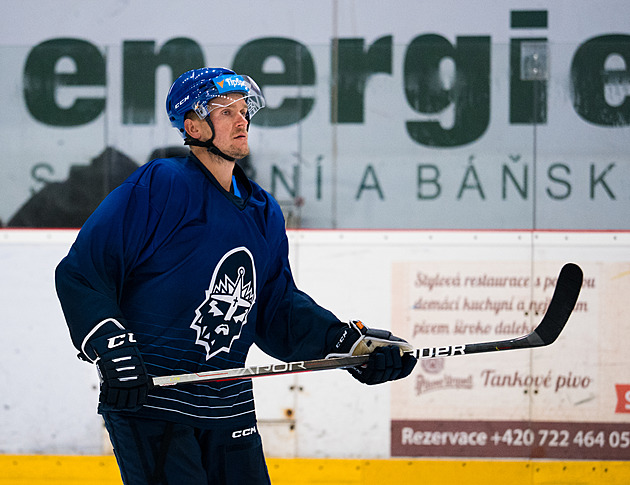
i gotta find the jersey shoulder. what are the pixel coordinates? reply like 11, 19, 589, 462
248, 178, 286, 227
127, 156, 193, 187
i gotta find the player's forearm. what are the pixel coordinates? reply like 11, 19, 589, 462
55, 255, 127, 356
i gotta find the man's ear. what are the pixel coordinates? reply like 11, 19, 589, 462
184, 117, 212, 141
184, 117, 200, 139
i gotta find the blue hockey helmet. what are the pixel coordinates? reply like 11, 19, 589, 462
166, 67, 265, 138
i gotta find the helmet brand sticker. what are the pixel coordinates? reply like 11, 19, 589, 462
214, 75, 249, 94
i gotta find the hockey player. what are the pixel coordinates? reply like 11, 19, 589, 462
55, 67, 417, 485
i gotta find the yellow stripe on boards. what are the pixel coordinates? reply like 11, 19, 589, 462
268, 459, 629, 485
0, 455, 120, 484
0, 456, 628, 485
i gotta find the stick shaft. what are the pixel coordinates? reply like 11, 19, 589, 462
151, 336, 535, 387
152, 263, 582, 388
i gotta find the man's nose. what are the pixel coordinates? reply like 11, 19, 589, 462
236, 112, 248, 125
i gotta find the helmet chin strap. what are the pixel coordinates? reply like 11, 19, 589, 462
184, 118, 238, 162
185, 137, 236, 162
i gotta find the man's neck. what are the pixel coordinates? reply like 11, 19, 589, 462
192, 147, 235, 191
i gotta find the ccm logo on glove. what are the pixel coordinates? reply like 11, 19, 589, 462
334, 329, 349, 349
107, 332, 137, 349
87, 330, 150, 410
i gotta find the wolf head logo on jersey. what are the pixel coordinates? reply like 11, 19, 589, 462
191, 247, 256, 360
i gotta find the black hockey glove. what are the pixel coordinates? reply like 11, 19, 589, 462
326, 320, 417, 385
86, 331, 150, 410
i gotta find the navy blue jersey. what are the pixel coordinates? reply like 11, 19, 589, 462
56, 153, 344, 429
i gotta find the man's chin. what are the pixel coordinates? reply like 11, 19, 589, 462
231, 145, 250, 160
209, 143, 249, 161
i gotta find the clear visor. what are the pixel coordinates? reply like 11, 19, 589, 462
193, 75, 265, 121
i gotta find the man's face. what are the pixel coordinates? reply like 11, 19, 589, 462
207, 93, 250, 160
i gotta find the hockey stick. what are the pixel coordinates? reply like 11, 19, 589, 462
152, 263, 583, 388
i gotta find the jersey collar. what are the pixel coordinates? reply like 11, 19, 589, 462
188, 153, 252, 210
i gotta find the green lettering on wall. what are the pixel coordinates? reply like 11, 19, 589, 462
546, 163, 571, 200
457, 161, 486, 199
417, 164, 441, 199
24, 38, 105, 126
271, 164, 299, 198
123, 38, 204, 124
356, 165, 384, 200
404, 35, 491, 147
510, 38, 547, 124
590, 163, 616, 199
571, 34, 630, 126
233, 38, 315, 127
332, 36, 392, 123
502, 163, 528, 199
